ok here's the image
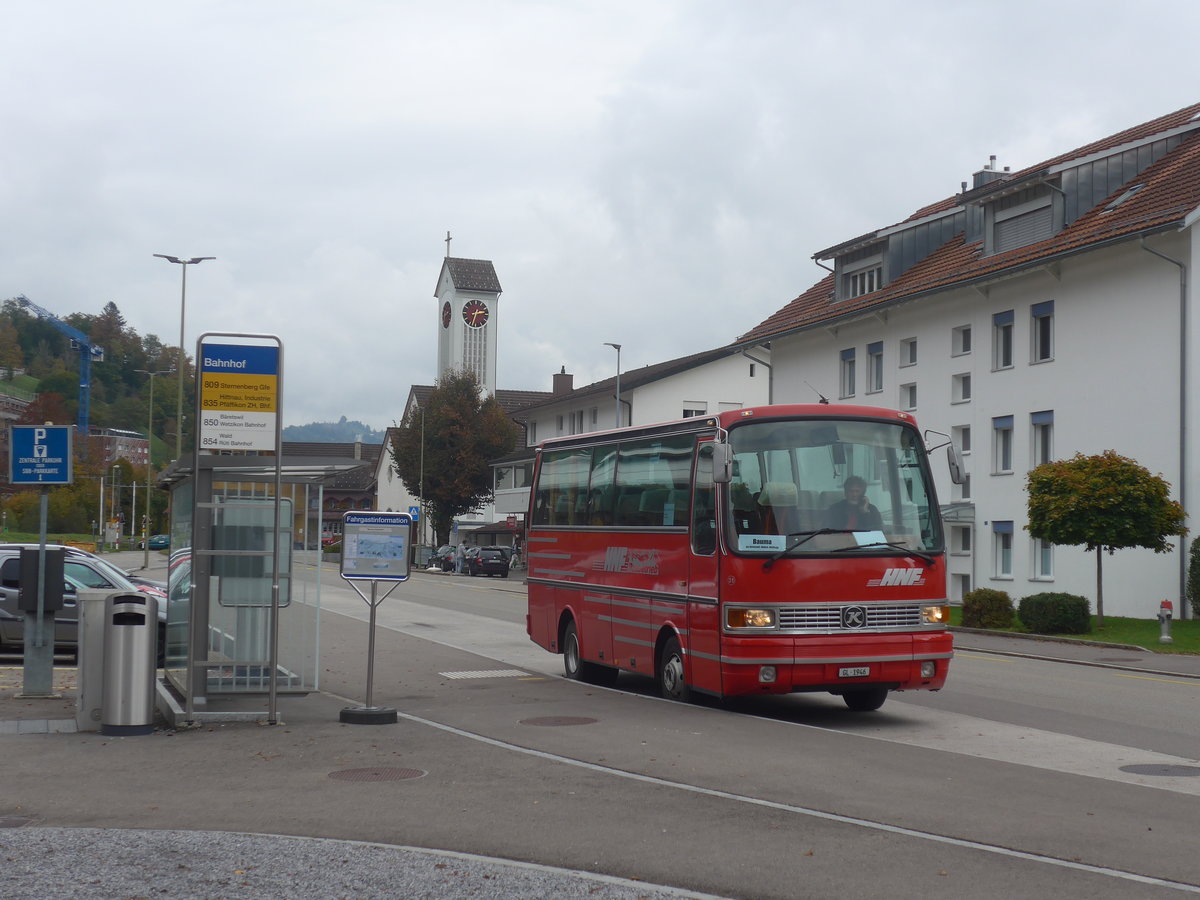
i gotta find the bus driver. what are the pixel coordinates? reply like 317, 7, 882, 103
824, 475, 883, 531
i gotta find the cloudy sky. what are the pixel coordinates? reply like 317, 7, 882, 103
3, 1, 1197, 432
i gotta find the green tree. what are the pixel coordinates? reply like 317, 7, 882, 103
389, 369, 518, 545
1026, 450, 1187, 624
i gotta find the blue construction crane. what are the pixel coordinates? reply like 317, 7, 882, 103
11, 295, 105, 435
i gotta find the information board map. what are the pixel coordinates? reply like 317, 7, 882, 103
340, 512, 411, 582
198, 343, 279, 452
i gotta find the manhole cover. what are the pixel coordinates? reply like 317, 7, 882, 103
1119, 764, 1200, 777
328, 767, 427, 782
0, 817, 34, 828
520, 716, 598, 727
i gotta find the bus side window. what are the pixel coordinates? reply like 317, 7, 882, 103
692, 445, 716, 554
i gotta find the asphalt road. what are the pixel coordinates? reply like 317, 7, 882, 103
7, 553, 1199, 899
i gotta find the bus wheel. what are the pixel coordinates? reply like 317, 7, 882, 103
658, 635, 691, 703
562, 621, 619, 686
842, 687, 888, 711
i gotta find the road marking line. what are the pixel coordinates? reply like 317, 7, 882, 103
1113, 673, 1199, 686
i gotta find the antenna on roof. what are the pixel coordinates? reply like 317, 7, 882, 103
804, 381, 830, 404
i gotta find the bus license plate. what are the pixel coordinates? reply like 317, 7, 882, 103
839, 666, 870, 678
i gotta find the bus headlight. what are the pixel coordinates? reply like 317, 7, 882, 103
727, 608, 776, 629
921, 604, 950, 625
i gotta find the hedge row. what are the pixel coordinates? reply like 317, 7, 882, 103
960, 589, 1091, 635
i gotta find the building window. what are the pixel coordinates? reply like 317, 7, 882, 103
1031, 301, 1054, 363
844, 255, 884, 299
954, 573, 972, 602
866, 341, 883, 393
556, 415, 564, 436
899, 337, 917, 367
682, 404, 706, 418
959, 471, 971, 501
1033, 537, 1054, 579
749, 363, 756, 377
993, 521, 1014, 578
953, 425, 972, 455
840, 348, 856, 398
952, 325, 972, 356
528, 421, 537, 444
993, 311, 1014, 370
952, 373, 972, 403
590, 407, 598, 426
1031, 410, 1053, 467
899, 382, 917, 411
954, 526, 972, 555
993, 415, 1013, 474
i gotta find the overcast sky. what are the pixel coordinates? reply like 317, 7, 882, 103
3, 1, 1197, 432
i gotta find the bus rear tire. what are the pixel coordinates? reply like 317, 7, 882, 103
658, 635, 691, 703
563, 621, 619, 687
842, 687, 888, 711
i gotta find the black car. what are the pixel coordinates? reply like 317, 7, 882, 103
466, 547, 509, 578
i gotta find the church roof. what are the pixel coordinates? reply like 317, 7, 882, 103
437, 257, 502, 294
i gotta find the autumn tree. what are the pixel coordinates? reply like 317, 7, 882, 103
389, 369, 519, 545
1026, 451, 1187, 624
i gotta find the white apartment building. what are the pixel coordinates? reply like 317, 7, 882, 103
735, 102, 1200, 617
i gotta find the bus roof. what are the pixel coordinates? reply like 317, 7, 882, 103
534, 403, 918, 453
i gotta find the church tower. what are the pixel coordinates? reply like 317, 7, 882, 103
435, 254, 502, 396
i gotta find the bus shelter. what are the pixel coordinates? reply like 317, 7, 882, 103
159, 453, 368, 721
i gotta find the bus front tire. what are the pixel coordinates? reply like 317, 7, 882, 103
562, 621, 619, 687
658, 635, 691, 703
842, 687, 888, 711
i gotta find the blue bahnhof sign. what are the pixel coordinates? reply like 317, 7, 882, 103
9, 425, 73, 485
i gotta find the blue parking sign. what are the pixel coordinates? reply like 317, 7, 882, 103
9, 426, 73, 485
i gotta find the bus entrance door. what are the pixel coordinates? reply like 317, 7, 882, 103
686, 445, 722, 695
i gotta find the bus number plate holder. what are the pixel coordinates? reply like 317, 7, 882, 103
838, 666, 870, 678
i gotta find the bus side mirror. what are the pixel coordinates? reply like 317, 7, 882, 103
947, 444, 965, 485
712, 442, 733, 484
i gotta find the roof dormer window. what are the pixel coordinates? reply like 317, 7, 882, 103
839, 250, 885, 300
985, 184, 1056, 255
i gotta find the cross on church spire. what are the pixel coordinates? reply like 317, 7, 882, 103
445, 230, 452, 258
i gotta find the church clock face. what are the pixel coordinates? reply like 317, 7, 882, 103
441, 301, 452, 328
462, 299, 489, 328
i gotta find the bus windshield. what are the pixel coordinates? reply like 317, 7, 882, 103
726, 417, 942, 556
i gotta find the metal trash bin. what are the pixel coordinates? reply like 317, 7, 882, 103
101, 592, 159, 736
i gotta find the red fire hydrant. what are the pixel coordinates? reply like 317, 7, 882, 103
1158, 600, 1174, 644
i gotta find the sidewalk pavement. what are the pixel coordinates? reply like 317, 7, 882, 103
2, 551, 1197, 898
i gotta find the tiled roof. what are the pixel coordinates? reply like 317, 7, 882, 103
438, 257, 502, 294
508, 344, 751, 415
741, 103, 1200, 345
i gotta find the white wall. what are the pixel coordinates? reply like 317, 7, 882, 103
767, 229, 1197, 617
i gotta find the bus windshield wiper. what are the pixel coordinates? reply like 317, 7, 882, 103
762, 529, 857, 571
829, 540, 936, 566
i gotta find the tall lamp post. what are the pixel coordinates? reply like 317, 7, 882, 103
153, 254, 215, 460
136, 368, 172, 568
604, 342, 622, 428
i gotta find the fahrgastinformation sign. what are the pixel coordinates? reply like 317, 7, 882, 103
340, 511, 412, 582
197, 342, 279, 452
9, 425, 73, 485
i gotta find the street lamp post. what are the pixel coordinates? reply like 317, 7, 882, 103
136, 368, 171, 568
153, 254, 215, 460
604, 343, 622, 428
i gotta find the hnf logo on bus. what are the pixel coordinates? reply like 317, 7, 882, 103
868, 568, 926, 587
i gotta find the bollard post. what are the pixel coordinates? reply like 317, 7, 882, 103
1158, 599, 1174, 645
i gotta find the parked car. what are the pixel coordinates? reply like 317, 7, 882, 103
466, 546, 510, 578
139, 534, 169, 550
0, 546, 167, 663
0, 543, 167, 604
430, 545, 456, 572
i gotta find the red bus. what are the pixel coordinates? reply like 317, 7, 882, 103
525, 404, 956, 711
